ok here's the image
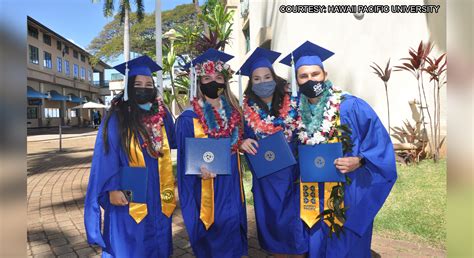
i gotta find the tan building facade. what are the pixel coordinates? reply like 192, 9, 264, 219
27, 16, 110, 128
224, 0, 447, 140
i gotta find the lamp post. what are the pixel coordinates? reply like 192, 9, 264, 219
155, 0, 163, 96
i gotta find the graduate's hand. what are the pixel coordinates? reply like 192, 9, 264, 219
334, 157, 361, 174
200, 166, 216, 180
240, 138, 259, 155
109, 191, 129, 206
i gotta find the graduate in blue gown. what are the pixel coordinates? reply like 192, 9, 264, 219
280, 41, 397, 258
84, 55, 177, 257
238, 47, 308, 257
175, 49, 248, 258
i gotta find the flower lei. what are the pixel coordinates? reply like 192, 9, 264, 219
141, 97, 167, 158
194, 60, 232, 79
191, 95, 242, 153
243, 94, 299, 141
297, 86, 343, 145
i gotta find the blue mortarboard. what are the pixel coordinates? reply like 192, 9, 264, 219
237, 47, 281, 77
280, 41, 334, 97
236, 47, 281, 106
184, 48, 234, 70
185, 48, 234, 100
113, 55, 162, 101
280, 41, 334, 70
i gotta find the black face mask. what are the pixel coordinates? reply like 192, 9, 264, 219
134, 87, 157, 104
299, 80, 326, 98
200, 81, 226, 99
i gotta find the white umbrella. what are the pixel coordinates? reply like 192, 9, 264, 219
72, 101, 107, 109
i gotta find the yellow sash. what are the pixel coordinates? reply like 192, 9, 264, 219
300, 115, 345, 229
192, 118, 245, 230
192, 118, 214, 230
128, 127, 176, 223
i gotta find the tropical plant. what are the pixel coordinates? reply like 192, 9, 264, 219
395, 41, 434, 158
370, 59, 392, 134
162, 89, 175, 117
391, 100, 429, 164
162, 42, 185, 112
422, 53, 447, 162
196, 0, 234, 51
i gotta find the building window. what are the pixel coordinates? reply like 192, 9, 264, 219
43, 51, 52, 69
80, 54, 86, 62
73, 64, 79, 78
69, 109, 77, 118
27, 107, 38, 119
73, 50, 78, 59
64, 46, 69, 55
80, 67, 86, 80
57, 57, 62, 73
28, 25, 38, 38
43, 34, 51, 46
57, 41, 62, 51
64, 60, 70, 76
44, 108, 60, 118
29, 45, 39, 64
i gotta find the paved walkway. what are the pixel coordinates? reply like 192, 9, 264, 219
27, 131, 446, 257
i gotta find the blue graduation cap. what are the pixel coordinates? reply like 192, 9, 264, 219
280, 41, 334, 97
184, 48, 234, 100
184, 48, 234, 70
238, 47, 281, 77
113, 55, 162, 101
236, 47, 281, 106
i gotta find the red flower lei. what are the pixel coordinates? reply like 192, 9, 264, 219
191, 97, 243, 153
141, 97, 166, 158
243, 94, 298, 141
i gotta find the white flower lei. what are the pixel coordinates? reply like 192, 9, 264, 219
297, 87, 343, 145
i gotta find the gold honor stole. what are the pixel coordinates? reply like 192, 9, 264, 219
192, 118, 245, 230
127, 127, 176, 223
300, 114, 345, 229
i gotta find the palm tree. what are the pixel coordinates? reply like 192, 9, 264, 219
92, 0, 145, 61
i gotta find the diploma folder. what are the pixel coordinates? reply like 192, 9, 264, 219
245, 131, 297, 179
120, 167, 148, 203
185, 137, 231, 175
298, 142, 346, 182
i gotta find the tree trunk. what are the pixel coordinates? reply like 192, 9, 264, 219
124, 8, 130, 61
193, 0, 200, 14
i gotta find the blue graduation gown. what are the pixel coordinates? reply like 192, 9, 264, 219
307, 95, 397, 258
243, 123, 308, 254
175, 109, 248, 258
84, 109, 177, 258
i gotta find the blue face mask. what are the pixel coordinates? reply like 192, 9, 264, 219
252, 80, 276, 98
138, 102, 152, 111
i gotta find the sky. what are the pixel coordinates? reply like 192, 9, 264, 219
19, 0, 192, 79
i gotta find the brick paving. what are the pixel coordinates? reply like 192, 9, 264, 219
27, 129, 446, 257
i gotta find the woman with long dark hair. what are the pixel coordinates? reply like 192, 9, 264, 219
84, 55, 177, 257
239, 47, 308, 257
175, 49, 248, 258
